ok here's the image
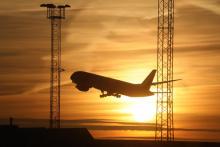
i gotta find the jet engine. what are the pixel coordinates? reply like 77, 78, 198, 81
76, 84, 90, 92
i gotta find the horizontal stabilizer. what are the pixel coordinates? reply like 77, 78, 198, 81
152, 79, 181, 85
152, 92, 171, 93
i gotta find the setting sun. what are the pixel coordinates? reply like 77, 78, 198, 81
121, 96, 157, 122
131, 100, 156, 122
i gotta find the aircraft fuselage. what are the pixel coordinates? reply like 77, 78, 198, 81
71, 71, 154, 97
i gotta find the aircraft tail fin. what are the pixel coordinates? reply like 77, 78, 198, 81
141, 69, 156, 90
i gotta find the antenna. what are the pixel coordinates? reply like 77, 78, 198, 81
41, 3, 70, 128
155, 0, 175, 141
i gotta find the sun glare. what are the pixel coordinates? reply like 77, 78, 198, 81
131, 101, 156, 122
121, 96, 157, 122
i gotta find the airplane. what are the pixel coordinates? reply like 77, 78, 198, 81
70, 70, 180, 98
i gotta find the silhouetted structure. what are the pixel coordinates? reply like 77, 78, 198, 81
155, 0, 175, 141
95, 140, 220, 147
0, 117, 18, 128
40, 3, 70, 128
0, 128, 93, 147
0, 127, 219, 147
9, 117, 13, 127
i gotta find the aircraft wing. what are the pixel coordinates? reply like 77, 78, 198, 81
152, 79, 181, 85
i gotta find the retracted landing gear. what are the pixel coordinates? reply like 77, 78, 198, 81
100, 90, 105, 98
113, 94, 121, 98
100, 91, 121, 98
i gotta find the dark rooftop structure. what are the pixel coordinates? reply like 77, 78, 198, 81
0, 127, 94, 147
0, 127, 219, 147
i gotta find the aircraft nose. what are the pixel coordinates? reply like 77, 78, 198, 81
70, 71, 81, 83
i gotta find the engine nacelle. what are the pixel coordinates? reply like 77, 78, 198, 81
76, 84, 90, 92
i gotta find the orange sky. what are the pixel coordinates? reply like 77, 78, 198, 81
0, 0, 220, 141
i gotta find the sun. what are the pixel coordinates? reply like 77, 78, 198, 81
131, 99, 156, 122
131, 101, 155, 122
121, 96, 157, 122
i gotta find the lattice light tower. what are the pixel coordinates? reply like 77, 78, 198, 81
155, 0, 174, 141
41, 3, 70, 128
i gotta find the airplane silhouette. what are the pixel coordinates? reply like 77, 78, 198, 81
70, 70, 180, 98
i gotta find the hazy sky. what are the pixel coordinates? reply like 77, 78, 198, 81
0, 0, 220, 141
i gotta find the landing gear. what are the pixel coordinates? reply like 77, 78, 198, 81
114, 94, 121, 98
100, 90, 106, 98
100, 91, 121, 98
100, 94, 107, 98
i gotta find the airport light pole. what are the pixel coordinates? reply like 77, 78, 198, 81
41, 3, 70, 128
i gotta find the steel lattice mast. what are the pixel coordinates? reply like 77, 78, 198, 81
41, 3, 70, 128
155, 0, 174, 141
